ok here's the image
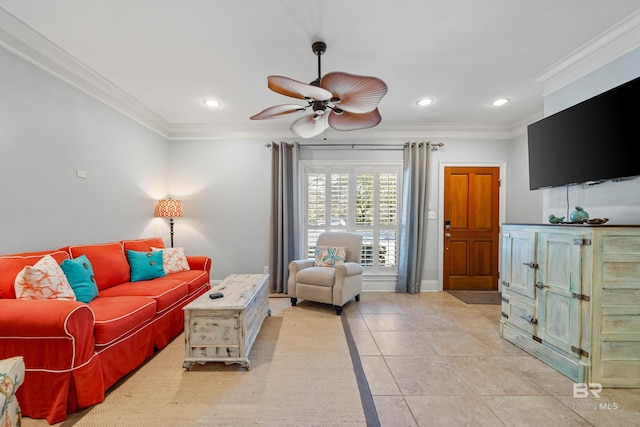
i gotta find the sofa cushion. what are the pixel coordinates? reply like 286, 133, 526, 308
296, 266, 336, 287
121, 237, 165, 252
126, 250, 166, 282
97, 279, 188, 314
14, 255, 76, 301
88, 296, 157, 347
159, 270, 210, 295
69, 243, 130, 291
151, 246, 190, 274
61, 255, 99, 303
0, 250, 70, 299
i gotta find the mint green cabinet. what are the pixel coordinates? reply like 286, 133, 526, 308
500, 224, 640, 387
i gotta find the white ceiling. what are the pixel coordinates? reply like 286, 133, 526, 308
1, 1, 640, 140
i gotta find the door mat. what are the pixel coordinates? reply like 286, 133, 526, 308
447, 291, 502, 305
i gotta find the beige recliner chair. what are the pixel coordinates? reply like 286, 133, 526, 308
288, 232, 363, 315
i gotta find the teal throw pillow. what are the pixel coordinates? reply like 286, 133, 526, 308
127, 250, 166, 282
61, 254, 99, 303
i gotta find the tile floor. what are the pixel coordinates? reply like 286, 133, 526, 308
343, 291, 640, 427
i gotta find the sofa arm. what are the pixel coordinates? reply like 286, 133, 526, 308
186, 256, 211, 273
335, 262, 363, 277
0, 299, 96, 368
0, 300, 103, 424
289, 259, 315, 274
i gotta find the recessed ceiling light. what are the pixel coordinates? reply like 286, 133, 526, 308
417, 98, 433, 106
491, 98, 509, 107
204, 99, 221, 108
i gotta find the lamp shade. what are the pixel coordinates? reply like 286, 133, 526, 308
157, 199, 183, 218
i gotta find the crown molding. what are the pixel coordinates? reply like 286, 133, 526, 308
0, 6, 624, 141
167, 121, 532, 141
533, 10, 640, 96
0, 7, 171, 138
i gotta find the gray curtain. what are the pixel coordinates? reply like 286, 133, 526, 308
396, 142, 431, 293
268, 142, 299, 293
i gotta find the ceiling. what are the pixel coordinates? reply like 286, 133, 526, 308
1, 1, 640, 140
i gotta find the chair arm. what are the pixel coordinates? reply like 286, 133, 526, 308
287, 259, 315, 298
335, 262, 363, 277
187, 255, 212, 273
288, 259, 315, 274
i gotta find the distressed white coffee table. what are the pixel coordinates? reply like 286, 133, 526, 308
182, 273, 270, 370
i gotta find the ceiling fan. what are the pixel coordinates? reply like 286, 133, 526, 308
250, 41, 388, 138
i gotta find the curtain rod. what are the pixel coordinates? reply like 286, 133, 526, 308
266, 142, 444, 151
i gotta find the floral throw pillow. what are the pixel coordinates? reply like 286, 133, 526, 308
151, 246, 190, 274
14, 254, 76, 300
314, 246, 347, 267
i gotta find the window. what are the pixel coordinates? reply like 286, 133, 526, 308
303, 163, 401, 273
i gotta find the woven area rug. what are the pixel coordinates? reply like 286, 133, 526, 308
447, 291, 502, 305
58, 300, 368, 427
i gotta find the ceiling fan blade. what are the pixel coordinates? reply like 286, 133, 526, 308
328, 109, 382, 131
291, 113, 330, 138
268, 76, 333, 100
250, 104, 307, 120
321, 72, 388, 114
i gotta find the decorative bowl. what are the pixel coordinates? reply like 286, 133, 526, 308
585, 218, 609, 225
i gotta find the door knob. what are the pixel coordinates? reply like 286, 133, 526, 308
445, 233, 451, 238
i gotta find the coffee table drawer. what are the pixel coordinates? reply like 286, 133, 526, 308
186, 313, 241, 358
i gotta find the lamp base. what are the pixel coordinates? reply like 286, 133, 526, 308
169, 217, 175, 248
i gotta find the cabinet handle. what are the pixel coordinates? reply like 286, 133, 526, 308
519, 315, 538, 325
522, 262, 538, 269
535, 282, 546, 289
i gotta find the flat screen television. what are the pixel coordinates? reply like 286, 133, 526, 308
527, 75, 640, 190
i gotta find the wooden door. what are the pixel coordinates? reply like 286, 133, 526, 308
443, 167, 500, 290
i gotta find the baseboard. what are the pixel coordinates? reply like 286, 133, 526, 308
362, 278, 439, 292
419, 279, 439, 292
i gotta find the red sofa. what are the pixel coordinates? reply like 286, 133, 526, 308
0, 237, 211, 424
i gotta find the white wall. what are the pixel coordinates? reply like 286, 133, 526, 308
540, 47, 640, 225
167, 139, 271, 281
506, 132, 543, 223
0, 47, 170, 253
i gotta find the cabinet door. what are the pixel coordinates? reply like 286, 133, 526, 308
502, 292, 537, 335
537, 232, 583, 358
502, 229, 537, 299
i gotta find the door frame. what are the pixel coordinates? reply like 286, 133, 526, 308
436, 161, 507, 292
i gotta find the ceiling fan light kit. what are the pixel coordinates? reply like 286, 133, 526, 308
250, 41, 388, 138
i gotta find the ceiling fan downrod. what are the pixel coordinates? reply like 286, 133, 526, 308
309, 41, 342, 115
311, 41, 326, 87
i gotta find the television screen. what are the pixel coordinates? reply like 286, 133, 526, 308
527, 76, 640, 190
